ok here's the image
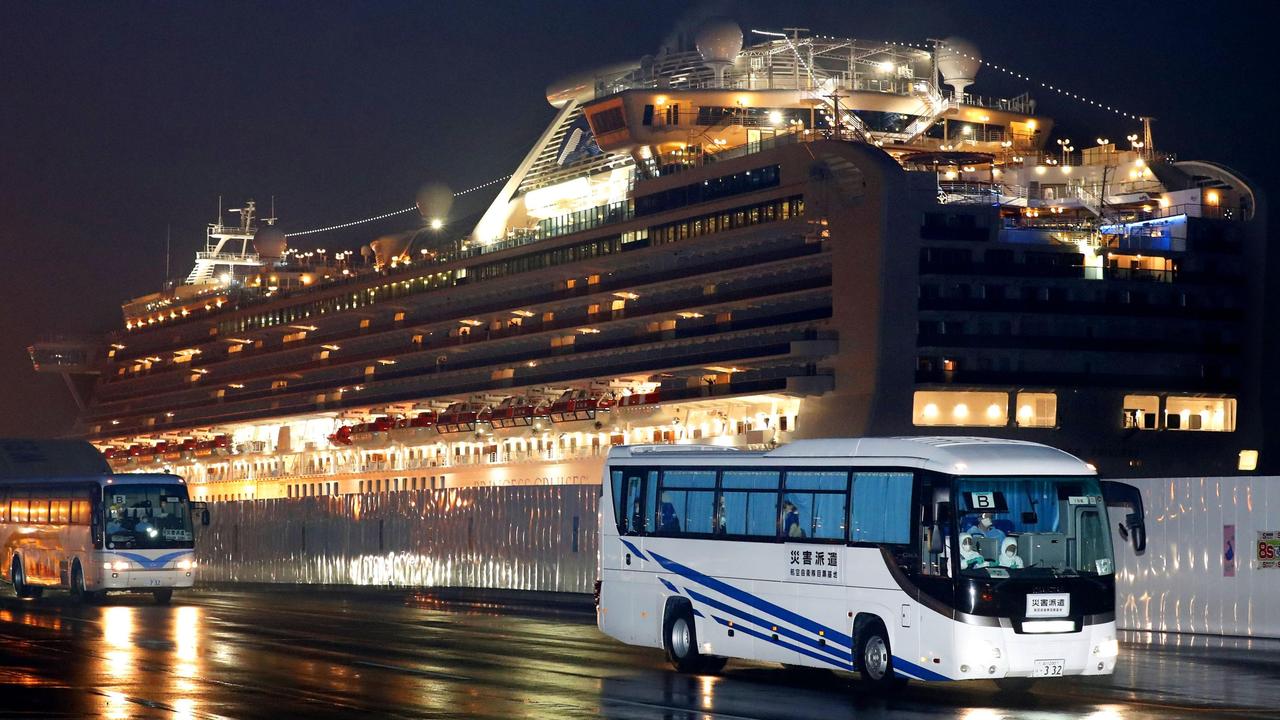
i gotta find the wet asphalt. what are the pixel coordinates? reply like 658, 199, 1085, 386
1, 587, 1277, 719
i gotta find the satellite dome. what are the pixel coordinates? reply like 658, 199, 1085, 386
416, 183, 454, 223
253, 225, 287, 262
936, 37, 981, 97
696, 18, 743, 65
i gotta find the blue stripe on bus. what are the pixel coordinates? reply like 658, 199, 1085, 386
648, 551, 853, 646
108, 550, 191, 570
709, 615, 848, 670
659, 577, 680, 594
684, 586, 852, 665
891, 656, 951, 682
620, 539, 646, 561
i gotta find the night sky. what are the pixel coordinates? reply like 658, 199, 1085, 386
1, 1, 1270, 437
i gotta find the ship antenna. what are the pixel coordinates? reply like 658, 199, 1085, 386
165, 224, 171, 283
218, 195, 224, 226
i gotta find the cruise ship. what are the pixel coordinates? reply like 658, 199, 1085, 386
30, 21, 1267, 501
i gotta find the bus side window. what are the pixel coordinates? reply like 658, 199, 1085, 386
658, 470, 716, 534
610, 471, 627, 533
643, 471, 657, 533
622, 474, 645, 535
783, 470, 848, 540
719, 470, 780, 537
850, 472, 914, 544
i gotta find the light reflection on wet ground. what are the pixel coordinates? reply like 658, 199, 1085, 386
1, 588, 1276, 719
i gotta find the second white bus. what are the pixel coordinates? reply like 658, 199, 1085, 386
597, 437, 1145, 691
1, 439, 206, 604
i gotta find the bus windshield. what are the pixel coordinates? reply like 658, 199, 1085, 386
104, 484, 194, 549
953, 476, 1114, 578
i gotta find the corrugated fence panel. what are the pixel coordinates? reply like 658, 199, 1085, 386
196, 486, 600, 593
197, 477, 1280, 638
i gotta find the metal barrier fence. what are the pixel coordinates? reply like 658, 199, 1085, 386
195, 477, 1280, 638
196, 485, 599, 593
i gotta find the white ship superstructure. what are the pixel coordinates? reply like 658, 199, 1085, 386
31, 21, 1266, 497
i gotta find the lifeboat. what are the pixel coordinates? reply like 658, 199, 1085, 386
103, 447, 130, 467
132, 443, 157, 465
327, 425, 354, 447
161, 440, 184, 463
193, 434, 231, 457
547, 389, 614, 423
437, 402, 484, 434
611, 389, 665, 424
349, 417, 393, 446
178, 438, 198, 458
487, 396, 540, 429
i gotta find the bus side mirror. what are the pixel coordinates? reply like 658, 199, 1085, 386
1101, 481, 1146, 554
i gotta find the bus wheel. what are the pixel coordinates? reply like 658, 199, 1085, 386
995, 677, 1037, 694
856, 621, 904, 690
70, 561, 99, 604
664, 605, 720, 673
152, 589, 174, 605
12, 557, 40, 600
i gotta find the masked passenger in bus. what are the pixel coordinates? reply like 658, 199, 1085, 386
781, 501, 803, 538
997, 537, 1025, 569
965, 511, 1007, 541
630, 500, 644, 533
659, 493, 680, 533
959, 533, 986, 569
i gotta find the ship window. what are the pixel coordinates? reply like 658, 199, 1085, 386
1166, 396, 1235, 432
1015, 392, 1057, 428
913, 390, 1008, 427
1122, 394, 1159, 430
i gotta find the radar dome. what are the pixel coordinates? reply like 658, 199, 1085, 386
253, 225, 287, 262
937, 37, 981, 97
369, 233, 412, 267
696, 18, 743, 64
416, 183, 454, 223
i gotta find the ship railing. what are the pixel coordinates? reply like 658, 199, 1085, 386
195, 251, 261, 263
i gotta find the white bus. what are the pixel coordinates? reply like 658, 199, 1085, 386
596, 437, 1146, 691
1, 439, 207, 604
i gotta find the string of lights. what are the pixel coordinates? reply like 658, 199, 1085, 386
886, 40, 1143, 121
286, 174, 513, 238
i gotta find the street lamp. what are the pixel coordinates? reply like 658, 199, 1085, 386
1056, 137, 1074, 166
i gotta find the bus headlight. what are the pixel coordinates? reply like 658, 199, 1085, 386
964, 640, 1001, 665
103, 561, 129, 571
176, 559, 196, 570
1093, 637, 1119, 658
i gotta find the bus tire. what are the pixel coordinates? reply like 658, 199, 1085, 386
153, 589, 174, 605
856, 620, 904, 690
12, 557, 40, 600
663, 604, 719, 674
70, 561, 99, 604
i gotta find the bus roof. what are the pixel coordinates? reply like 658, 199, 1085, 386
608, 437, 1094, 476
0, 438, 110, 480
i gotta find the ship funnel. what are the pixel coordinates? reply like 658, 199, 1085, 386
695, 18, 742, 86
937, 37, 981, 99
369, 232, 413, 267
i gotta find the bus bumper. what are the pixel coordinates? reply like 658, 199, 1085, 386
952, 619, 1118, 679
100, 570, 195, 591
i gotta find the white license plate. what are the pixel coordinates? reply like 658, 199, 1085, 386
146, 578, 164, 587
1033, 659, 1065, 677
